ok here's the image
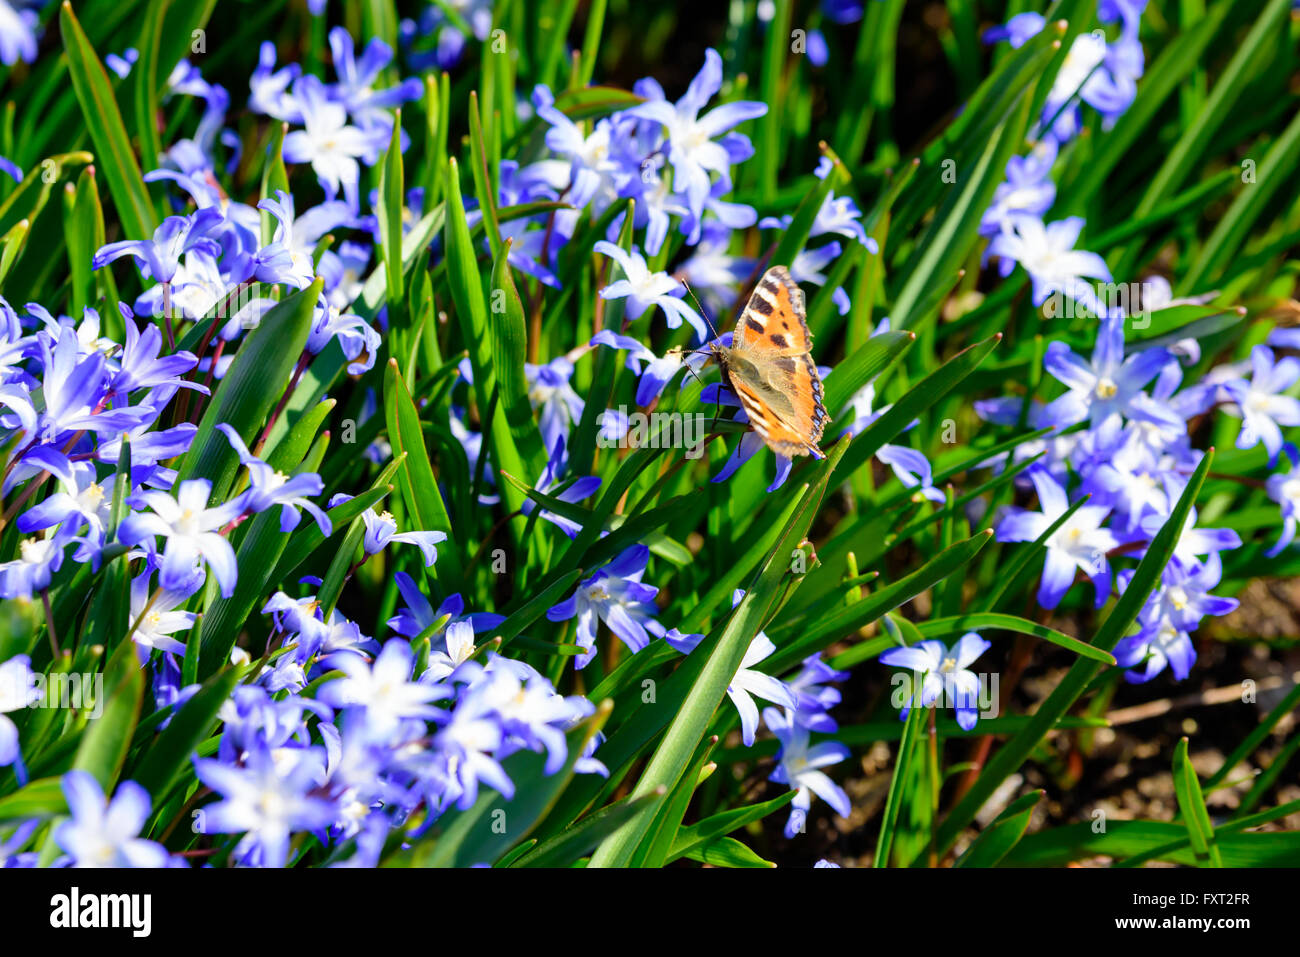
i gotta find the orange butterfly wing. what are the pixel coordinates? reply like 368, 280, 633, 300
729, 266, 828, 458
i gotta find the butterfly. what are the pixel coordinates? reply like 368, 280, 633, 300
709, 266, 828, 459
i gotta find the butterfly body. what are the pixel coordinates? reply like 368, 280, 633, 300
711, 266, 828, 459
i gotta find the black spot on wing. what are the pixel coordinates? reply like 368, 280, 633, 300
749, 295, 774, 317
769, 333, 789, 349
745, 317, 766, 334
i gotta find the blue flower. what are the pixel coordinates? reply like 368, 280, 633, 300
1221, 344, 1300, 465
111, 319, 205, 396
983, 12, 1045, 48
217, 423, 331, 535
469, 657, 595, 774
1266, 449, 1300, 555
118, 479, 242, 598
93, 207, 224, 284
594, 241, 706, 341
532, 89, 627, 214
1039, 316, 1178, 431
282, 75, 386, 212
1036, 34, 1130, 141
626, 49, 767, 228
522, 437, 602, 539
326, 27, 422, 135
1136, 505, 1241, 579
786, 653, 849, 733
359, 508, 447, 567
546, 544, 663, 669
318, 639, 449, 738
0, 654, 37, 782
15, 460, 112, 561
401, 0, 493, 71
763, 706, 851, 838
726, 632, 797, 747
987, 216, 1115, 316
307, 301, 382, 376
996, 467, 1118, 609
106, 48, 139, 78
248, 41, 303, 122
386, 572, 505, 643
526, 356, 585, 453
254, 189, 356, 290
1113, 621, 1194, 683
429, 688, 513, 811
128, 569, 199, 659
879, 632, 992, 730
589, 330, 709, 407
840, 379, 945, 504
980, 139, 1058, 237
55, 771, 170, 868
0, 818, 38, 867
194, 742, 337, 868
0, 0, 40, 66
28, 327, 154, 449
0, 537, 66, 600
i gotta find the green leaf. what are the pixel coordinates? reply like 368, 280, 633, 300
630, 736, 716, 868
777, 530, 993, 672
823, 329, 915, 424
131, 666, 239, 802
830, 334, 1001, 487
383, 359, 456, 549
443, 157, 529, 522
682, 835, 776, 868
667, 791, 796, 864
0, 777, 66, 822
914, 613, 1115, 666
1172, 736, 1223, 867
1005, 821, 1300, 868
512, 791, 665, 868
377, 110, 406, 326
488, 238, 544, 466
71, 637, 144, 792
874, 700, 923, 867
976, 494, 1090, 614
954, 790, 1043, 868
130, 0, 169, 177
467, 91, 502, 259
1129, 0, 1292, 219
890, 84, 1035, 332
175, 279, 324, 501
60, 1, 157, 241
64, 165, 109, 317
1183, 104, 1300, 291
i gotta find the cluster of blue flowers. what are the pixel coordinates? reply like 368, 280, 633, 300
967, 0, 1292, 684
0, 7, 868, 863
0, 0, 1293, 868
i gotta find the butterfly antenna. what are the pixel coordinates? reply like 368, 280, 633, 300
680, 278, 720, 342
677, 279, 735, 437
